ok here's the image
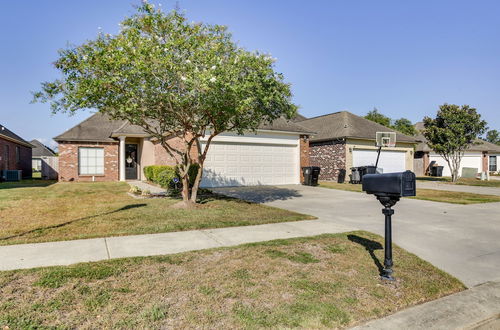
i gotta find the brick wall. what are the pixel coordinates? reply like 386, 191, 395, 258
58, 142, 119, 182
0, 137, 32, 178
309, 140, 346, 181
153, 137, 199, 166
299, 135, 310, 182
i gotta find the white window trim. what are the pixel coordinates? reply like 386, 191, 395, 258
78, 147, 105, 176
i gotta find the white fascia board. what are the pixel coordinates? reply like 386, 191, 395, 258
200, 130, 300, 146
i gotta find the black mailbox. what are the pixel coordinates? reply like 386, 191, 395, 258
362, 170, 416, 197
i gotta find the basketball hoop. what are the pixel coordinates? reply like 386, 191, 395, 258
376, 132, 396, 147
375, 132, 397, 168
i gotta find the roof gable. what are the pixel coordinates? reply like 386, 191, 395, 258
30, 139, 57, 157
299, 111, 418, 143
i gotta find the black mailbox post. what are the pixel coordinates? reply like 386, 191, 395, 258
362, 170, 416, 280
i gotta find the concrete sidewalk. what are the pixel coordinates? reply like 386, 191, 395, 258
353, 280, 500, 330
417, 180, 500, 196
0, 220, 353, 271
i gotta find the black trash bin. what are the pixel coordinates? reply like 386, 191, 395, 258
302, 166, 321, 186
337, 169, 346, 184
435, 166, 444, 177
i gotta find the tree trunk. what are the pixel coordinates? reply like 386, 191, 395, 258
190, 164, 204, 203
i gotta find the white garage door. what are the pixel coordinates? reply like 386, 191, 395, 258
429, 153, 482, 177
200, 142, 299, 187
353, 149, 406, 173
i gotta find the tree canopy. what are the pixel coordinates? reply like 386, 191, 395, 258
486, 129, 500, 145
364, 108, 416, 136
423, 104, 487, 182
33, 3, 297, 206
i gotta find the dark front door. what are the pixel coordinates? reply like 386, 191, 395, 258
125, 144, 138, 180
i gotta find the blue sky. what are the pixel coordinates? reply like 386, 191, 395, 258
1, 1, 499, 149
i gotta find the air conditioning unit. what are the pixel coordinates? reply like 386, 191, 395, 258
2, 170, 22, 181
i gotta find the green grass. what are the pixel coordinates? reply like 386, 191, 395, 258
0, 181, 313, 245
319, 181, 500, 204
0, 231, 464, 329
417, 176, 500, 188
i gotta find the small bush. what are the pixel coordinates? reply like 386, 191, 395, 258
141, 189, 151, 197
129, 185, 142, 195
156, 167, 177, 189
143, 166, 155, 181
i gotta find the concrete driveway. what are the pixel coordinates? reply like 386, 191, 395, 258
214, 185, 500, 287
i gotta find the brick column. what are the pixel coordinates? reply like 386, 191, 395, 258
119, 136, 126, 181
299, 135, 310, 183
482, 152, 488, 173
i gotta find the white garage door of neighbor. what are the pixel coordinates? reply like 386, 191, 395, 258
429, 153, 482, 177
353, 149, 406, 173
200, 142, 299, 187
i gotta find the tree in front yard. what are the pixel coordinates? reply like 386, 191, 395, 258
33, 3, 297, 207
423, 104, 487, 182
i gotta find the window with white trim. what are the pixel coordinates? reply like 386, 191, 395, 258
490, 155, 497, 172
79, 147, 104, 175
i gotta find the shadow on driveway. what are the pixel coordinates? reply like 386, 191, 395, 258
212, 186, 302, 203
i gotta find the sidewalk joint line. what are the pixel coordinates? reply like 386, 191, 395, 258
104, 238, 111, 259
198, 230, 225, 246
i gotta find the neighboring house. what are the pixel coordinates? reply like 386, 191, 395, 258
54, 113, 313, 187
0, 124, 33, 179
30, 139, 59, 180
414, 122, 500, 176
296, 111, 418, 181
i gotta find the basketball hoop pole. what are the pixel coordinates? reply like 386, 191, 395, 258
375, 146, 382, 168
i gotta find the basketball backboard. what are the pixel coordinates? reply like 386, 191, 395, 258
376, 132, 396, 147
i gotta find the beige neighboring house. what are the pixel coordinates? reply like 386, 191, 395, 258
30, 139, 58, 180
54, 113, 313, 187
297, 111, 418, 181
414, 122, 500, 176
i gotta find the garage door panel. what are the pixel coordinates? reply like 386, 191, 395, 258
201, 142, 298, 187
430, 154, 482, 177
353, 149, 406, 173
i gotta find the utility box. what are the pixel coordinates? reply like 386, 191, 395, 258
302, 166, 321, 186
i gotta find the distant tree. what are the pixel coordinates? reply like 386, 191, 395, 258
423, 104, 487, 182
393, 118, 417, 136
33, 3, 297, 208
486, 130, 500, 145
365, 108, 392, 128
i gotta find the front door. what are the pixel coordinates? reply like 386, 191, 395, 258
125, 144, 138, 180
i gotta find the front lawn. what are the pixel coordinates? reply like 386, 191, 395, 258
417, 176, 500, 188
319, 181, 500, 204
0, 232, 464, 329
0, 181, 313, 246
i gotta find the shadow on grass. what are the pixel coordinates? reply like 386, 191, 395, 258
0, 204, 147, 242
0, 179, 57, 190
348, 234, 384, 276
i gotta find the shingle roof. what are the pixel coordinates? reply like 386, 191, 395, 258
30, 139, 57, 157
55, 112, 313, 143
414, 122, 500, 153
299, 111, 418, 143
0, 124, 33, 147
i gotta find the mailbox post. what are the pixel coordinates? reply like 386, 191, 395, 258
362, 171, 416, 281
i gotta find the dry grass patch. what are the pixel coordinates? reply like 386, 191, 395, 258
319, 181, 500, 204
417, 176, 500, 188
0, 231, 464, 329
0, 181, 313, 245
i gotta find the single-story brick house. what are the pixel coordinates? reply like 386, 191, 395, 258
0, 124, 33, 179
54, 113, 313, 187
414, 122, 500, 176
296, 111, 418, 181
